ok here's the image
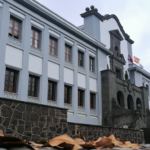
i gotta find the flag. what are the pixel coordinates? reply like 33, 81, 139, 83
128, 55, 133, 63
139, 63, 144, 69
134, 56, 140, 63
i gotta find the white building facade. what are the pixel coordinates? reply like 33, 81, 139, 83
0, 0, 149, 126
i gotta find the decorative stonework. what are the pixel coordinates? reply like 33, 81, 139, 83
90, 109, 96, 115
78, 66, 85, 73
64, 103, 73, 112
65, 61, 73, 68
28, 96, 39, 104
49, 54, 58, 62
4, 92, 18, 100
30, 46, 42, 55
9, 36, 21, 47
47, 100, 57, 107
90, 71, 96, 78
78, 106, 86, 114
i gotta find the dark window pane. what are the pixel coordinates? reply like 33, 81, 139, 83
28, 75, 38, 97
4, 69, 17, 93
48, 81, 56, 101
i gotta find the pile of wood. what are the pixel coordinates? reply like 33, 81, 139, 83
0, 130, 142, 150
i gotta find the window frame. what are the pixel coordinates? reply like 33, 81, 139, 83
4, 68, 18, 93
31, 27, 41, 49
48, 80, 56, 101
115, 67, 122, 79
89, 56, 95, 72
65, 44, 72, 62
28, 75, 39, 97
9, 17, 21, 40
90, 93, 96, 109
49, 37, 58, 56
64, 85, 72, 104
78, 51, 84, 67
78, 89, 84, 107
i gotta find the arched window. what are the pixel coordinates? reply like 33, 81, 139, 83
117, 91, 124, 107
136, 98, 142, 109
127, 95, 134, 110
114, 46, 119, 56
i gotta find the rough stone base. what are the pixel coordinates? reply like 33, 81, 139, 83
0, 98, 145, 143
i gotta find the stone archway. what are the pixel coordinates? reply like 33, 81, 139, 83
127, 95, 134, 110
117, 91, 124, 107
136, 98, 142, 109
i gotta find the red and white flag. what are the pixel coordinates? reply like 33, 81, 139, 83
128, 55, 133, 63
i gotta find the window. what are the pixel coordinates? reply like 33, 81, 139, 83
65, 44, 71, 62
116, 68, 121, 79
78, 89, 84, 107
31, 28, 40, 49
48, 81, 56, 101
50, 37, 57, 56
9, 17, 21, 39
90, 93, 96, 109
89, 57, 94, 72
4, 68, 18, 93
78, 51, 84, 67
64, 85, 71, 104
28, 75, 39, 97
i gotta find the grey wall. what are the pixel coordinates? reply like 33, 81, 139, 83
84, 15, 100, 41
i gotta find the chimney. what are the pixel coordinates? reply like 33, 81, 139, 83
80, 5, 103, 41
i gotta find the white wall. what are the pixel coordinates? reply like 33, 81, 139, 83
78, 73, 86, 89
134, 71, 143, 87
28, 54, 42, 75
5, 45, 23, 69
64, 67, 73, 85
100, 18, 129, 73
48, 61, 59, 80
89, 77, 97, 92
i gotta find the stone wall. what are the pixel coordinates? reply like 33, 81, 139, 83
68, 123, 145, 144
0, 98, 145, 143
0, 98, 67, 141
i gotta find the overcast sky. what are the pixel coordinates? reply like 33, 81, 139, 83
37, 0, 150, 72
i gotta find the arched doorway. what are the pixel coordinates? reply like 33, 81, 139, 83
127, 95, 134, 110
117, 91, 124, 107
136, 98, 142, 109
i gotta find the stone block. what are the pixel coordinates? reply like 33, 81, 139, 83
16, 103, 25, 112
1, 105, 13, 118
12, 111, 22, 120
29, 113, 39, 122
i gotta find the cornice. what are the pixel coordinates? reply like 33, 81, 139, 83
103, 14, 134, 44
12, 0, 112, 55
81, 6, 134, 44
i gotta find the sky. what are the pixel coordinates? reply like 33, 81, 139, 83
36, 0, 150, 72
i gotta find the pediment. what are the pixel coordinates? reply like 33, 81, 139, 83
109, 29, 123, 41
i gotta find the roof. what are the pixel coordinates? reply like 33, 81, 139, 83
128, 63, 150, 79
81, 6, 134, 44
13, 0, 112, 55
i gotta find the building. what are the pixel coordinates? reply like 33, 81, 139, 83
0, 0, 149, 127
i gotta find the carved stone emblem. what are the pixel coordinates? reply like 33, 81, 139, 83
127, 80, 132, 93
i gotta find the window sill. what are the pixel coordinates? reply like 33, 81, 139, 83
47, 100, 57, 106
31, 46, 41, 51
28, 96, 39, 103
4, 91, 18, 100
8, 36, 22, 42
65, 60, 72, 64
64, 103, 73, 112
90, 108, 97, 115
49, 53, 58, 58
